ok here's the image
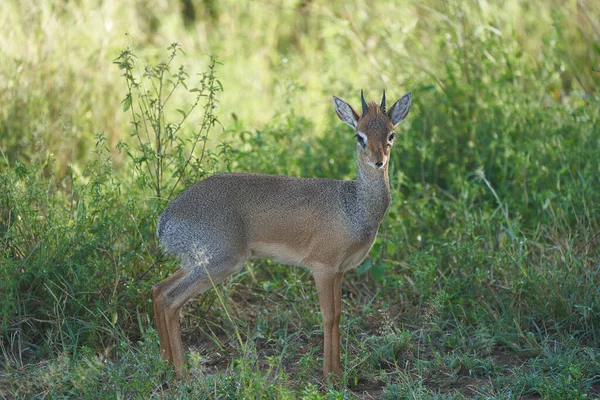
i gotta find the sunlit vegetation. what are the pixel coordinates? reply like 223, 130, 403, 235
1, 0, 599, 397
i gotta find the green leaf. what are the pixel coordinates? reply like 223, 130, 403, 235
386, 241, 397, 255
357, 260, 373, 275
122, 95, 132, 112
371, 264, 386, 283
111, 311, 118, 325
417, 84, 436, 92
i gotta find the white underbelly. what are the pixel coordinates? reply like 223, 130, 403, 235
249, 242, 308, 266
249, 236, 376, 273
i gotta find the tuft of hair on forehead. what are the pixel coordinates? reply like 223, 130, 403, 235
365, 101, 382, 116
357, 100, 393, 135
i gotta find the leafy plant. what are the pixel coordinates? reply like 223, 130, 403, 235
114, 43, 224, 202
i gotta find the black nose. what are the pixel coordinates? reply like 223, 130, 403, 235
375, 162, 383, 168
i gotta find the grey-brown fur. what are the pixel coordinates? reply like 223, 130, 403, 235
152, 91, 412, 381
157, 171, 389, 274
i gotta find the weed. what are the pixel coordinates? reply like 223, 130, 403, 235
114, 43, 224, 202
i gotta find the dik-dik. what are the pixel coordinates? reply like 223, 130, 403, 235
153, 90, 412, 381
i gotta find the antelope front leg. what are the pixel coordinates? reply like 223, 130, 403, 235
314, 270, 337, 382
332, 272, 344, 377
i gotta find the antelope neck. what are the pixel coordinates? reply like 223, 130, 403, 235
354, 160, 391, 227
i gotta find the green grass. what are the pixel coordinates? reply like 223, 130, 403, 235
1, 0, 600, 398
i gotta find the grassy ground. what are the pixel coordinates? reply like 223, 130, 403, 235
1, 0, 600, 398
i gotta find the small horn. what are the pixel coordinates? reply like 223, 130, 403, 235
361, 90, 368, 117
380, 90, 386, 113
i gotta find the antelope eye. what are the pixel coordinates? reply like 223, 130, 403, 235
388, 132, 395, 142
355, 133, 366, 148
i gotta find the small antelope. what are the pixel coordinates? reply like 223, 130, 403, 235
153, 90, 412, 381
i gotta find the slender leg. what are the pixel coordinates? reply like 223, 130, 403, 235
153, 269, 186, 362
332, 272, 344, 378
313, 270, 337, 382
162, 270, 224, 379
154, 256, 245, 379
164, 302, 187, 379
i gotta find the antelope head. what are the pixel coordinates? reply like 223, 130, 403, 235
333, 90, 412, 171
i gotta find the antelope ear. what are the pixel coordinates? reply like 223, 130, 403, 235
332, 96, 359, 129
388, 92, 412, 126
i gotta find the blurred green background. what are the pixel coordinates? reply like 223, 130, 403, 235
2, 0, 597, 167
1, 0, 600, 398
